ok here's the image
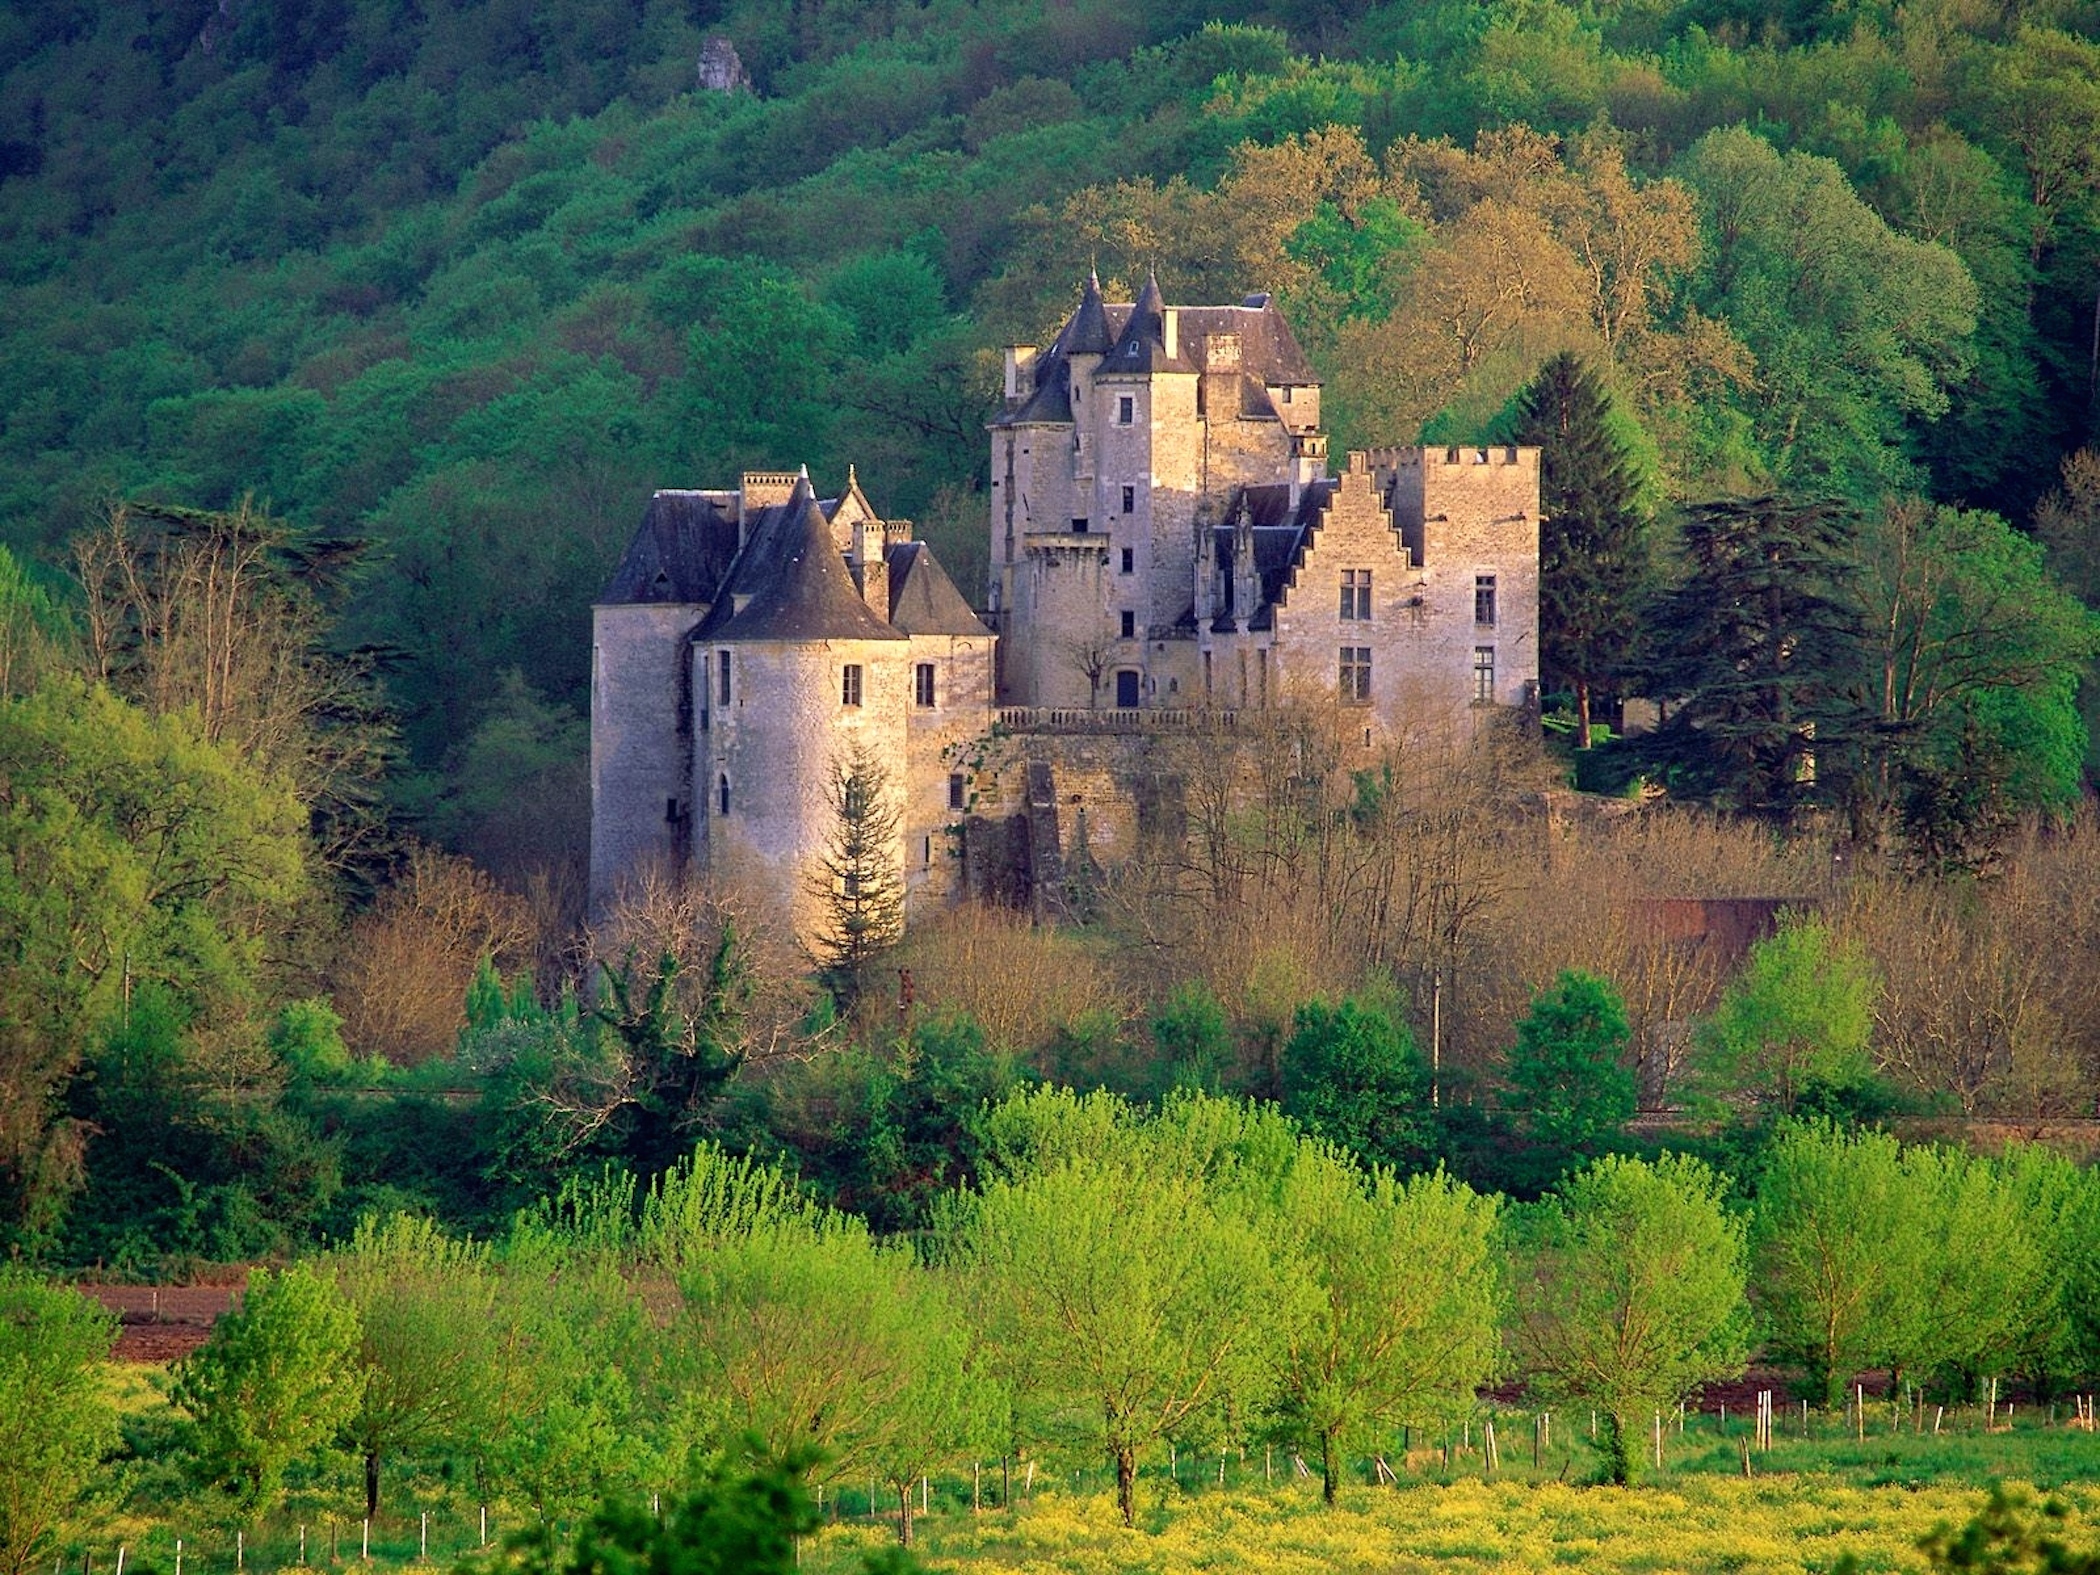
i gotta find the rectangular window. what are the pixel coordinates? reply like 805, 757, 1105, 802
914, 662, 935, 708
1117, 394, 1134, 424
1120, 609, 1136, 639
841, 664, 863, 707
1121, 485, 1135, 513
1474, 646, 1496, 704
948, 772, 966, 810
1071, 517, 1088, 533
1475, 574, 1497, 626
1340, 646, 1371, 705
716, 650, 731, 705
1120, 547, 1134, 574
1339, 569, 1372, 621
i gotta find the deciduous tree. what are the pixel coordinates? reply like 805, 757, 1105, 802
1511, 1153, 1750, 1483
0, 1273, 117, 1575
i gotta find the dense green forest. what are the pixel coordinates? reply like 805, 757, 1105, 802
6, 0, 2100, 1273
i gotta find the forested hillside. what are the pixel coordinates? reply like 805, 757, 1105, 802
5, 0, 2100, 1272
4, 0, 2098, 819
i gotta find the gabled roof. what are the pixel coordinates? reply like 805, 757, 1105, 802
598, 490, 740, 605
887, 541, 992, 637
696, 479, 906, 643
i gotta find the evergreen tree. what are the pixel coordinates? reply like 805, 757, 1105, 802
1503, 970, 1636, 1170
809, 744, 905, 1010
1642, 496, 1863, 816
1511, 353, 1651, 748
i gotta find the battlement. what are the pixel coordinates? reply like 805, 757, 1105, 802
739, 470, 805, 512
1361, 444, 1539, 475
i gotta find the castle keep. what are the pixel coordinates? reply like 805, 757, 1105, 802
589, 277, 1541, 939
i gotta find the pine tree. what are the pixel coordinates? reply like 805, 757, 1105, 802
1511, 353, 1651, 748
809, 743, 905, 1008
1644, 496, 1863, 817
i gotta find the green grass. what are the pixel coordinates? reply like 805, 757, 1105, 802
80, 1384, 2100, 1575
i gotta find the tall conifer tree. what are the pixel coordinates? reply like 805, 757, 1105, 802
1512, 353, 1650, 748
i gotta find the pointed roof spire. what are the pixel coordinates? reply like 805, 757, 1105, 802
699, 476, 905, 642
1064, 268, 1114, 357
1106, 267, 1186, 372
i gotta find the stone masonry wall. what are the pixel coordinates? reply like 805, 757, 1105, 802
589, 602, 699, 919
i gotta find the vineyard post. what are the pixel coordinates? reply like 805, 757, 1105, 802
479, 1508, 487, 1549
236, 1531, 243, 1571
1720, 1403, 1726, 1435
116, 1549, 125, 1575
1653, 1413, 1662, 1471
299, 1527, 305, 1566
362, 1520, 369, 1562
419, 1514, 426, 1560
1935, 1405, 1944, 1433
1856, 1384, 1864, 1441
174, 1543, 181, 1575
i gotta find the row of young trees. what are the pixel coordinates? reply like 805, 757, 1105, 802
14, 1098, 2087, 1566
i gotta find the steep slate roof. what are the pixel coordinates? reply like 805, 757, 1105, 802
1102, 272, 1193, 375
887, 541, 993, 637
696, 479, 906, 643
1173, 481, 1341, 633
993, 279, 1321, 428
597, 490, 740, 605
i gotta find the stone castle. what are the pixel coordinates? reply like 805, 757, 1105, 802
589, 274, 1541, 942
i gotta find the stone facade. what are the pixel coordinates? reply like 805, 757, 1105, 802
589, 470, 992, 941
989, 273, 1539, 734
589, 277, 1541, 940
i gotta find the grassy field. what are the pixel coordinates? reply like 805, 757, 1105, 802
82, 1377, 2100, 1575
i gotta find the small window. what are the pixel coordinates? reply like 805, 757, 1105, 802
1340, 569, 1372, 622
1121, 547, 1134, 574
921, 835, 932, 868
948, 772, 966, 810
1475, 574, 1497, 627
914, 662, 935, 708
1121, 485, 1135, 513
717, 773, 730, 815
1474, 646, 1496, 704
1072, 517, 1088, 534
716, 650, 731, 705
1117, 394, 1134, 424
1340, 646, 1372, 705
841, 664, 863, 707
1120, 610, 1136, 639
1280, 385, 1294, 404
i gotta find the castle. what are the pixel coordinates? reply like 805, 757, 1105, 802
589, 275, 1541, 941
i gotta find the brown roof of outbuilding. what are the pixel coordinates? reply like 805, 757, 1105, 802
696, 479, 906, 643
887, 541, 992, 637
597, 490, 740, 605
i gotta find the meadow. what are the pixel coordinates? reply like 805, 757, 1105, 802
82, 1375, 2100, 1575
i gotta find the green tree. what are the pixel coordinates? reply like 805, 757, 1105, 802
0, 678, 306, 1248
1511, 353, 1651, 748
1268, 1149, 1502, 1504
330, 1213, 499, 1517
0, 1272, 118, 1575
1643, 497, 1863, 816
808, 743, 904, 1010
1696, 916, 1877, 1115
952, 1088, 1279, 1527
1676, 127, 1978, 496
1854, 500, 2098, 867
1511, 1153, 1751, 1484
172, 1262, 362, 1505
495, 1446, 922, 1575
1279, 998, 1435, 1174
1503, 970, 1636, 1167
1751, 1120, 1928, 1406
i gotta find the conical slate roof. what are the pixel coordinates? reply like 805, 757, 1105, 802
887, 541, 992, 637
697, 479, 905, 642
1103, 270, 1191, 374
1063, 269, 1115, 356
